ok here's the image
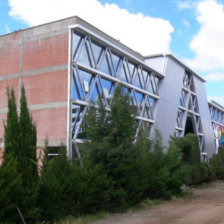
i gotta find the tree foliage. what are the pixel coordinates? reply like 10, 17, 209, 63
4, 86, 38, 186
82, 86, 143, 209
2, 85, 39, 222
19, 85, 38, 187
210, 147, 224, 179
0, 84, 201, 223
82, 86, 188, 209
170, 134, 201, 185
3, 88, 20, 161
38, 147, 110, 222
0, 154, 23, 222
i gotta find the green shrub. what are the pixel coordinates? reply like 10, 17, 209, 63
164, 142, 189, 196
142, 132, 169, 199
210, 147, 224, 180
200, 162, 209, 183
207, 164, 216, 181
38, 148, 110, 222
170, 134, 201, 185
38, 148, 76, 221
139, 131, 188, 199
0, 154, 23, 223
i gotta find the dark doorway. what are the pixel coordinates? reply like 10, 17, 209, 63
184, 115, 195, 135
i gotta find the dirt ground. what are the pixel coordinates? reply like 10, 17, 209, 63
91, 181, 224, 224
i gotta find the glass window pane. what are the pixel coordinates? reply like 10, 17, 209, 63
91, 41, 103, 65
73, 32, 82, 60
77, 42, 92, 67
111, 52, 120, 72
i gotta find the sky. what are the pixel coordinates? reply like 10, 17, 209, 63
1, 0, 224, 105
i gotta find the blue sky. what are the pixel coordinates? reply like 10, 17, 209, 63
1, 0, 224, 105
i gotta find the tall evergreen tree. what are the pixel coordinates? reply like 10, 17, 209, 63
3, 86, 39, 222
19, 85, 38, 187
107, 86, 136, 148
0, 154, 23, 222
4, 85, 38, 186
82, 86, 146, 209
3, 88, 20, 162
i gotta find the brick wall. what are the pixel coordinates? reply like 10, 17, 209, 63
0, 26, 69, 149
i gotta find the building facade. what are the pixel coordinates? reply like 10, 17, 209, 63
0, 16, 219, 161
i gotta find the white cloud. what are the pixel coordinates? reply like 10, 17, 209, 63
4, 24, 10, 33
183, 18, 190, 27
205, 72, 224, 81
183, 0, 224, 72
8, 0, 174, 56
175, 0, 197, 10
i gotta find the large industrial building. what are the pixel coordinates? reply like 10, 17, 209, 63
0, 16, 223, 161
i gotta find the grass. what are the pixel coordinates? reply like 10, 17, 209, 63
53, 199, 162, 224
55, 187, 195, 224
56, 213, 108, 224
54, 199, 162, 224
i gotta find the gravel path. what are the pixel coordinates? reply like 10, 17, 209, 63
91, 181, 224, 224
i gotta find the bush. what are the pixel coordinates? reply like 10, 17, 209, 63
38, 148, 76, 221
0, 154, 23, 223
170, 134, 202, 185
210, 147, 224, 180
207, 164, 216, 182
145, 134, 188, 199
38, 147, 110, 222
200, 162, 209, 183
164, 141, 189, 196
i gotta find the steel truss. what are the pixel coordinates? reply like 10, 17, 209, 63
67, 26, 162, 158
174, 71, 206, 161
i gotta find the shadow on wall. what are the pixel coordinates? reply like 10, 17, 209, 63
184, 115, 195, 135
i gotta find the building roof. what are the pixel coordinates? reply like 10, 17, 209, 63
0, 16, 145, 61
208, 100, 224, 112
0, 15, 166, 77
145, 53, 206, 82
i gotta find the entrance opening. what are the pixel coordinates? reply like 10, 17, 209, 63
184, 115, 195, 135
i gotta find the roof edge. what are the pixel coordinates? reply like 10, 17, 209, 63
208, 100, 224, 112
145, 53, 206, 82
0, 15, 82, 38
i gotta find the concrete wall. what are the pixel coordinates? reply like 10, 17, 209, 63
194, 76, 216, 158
144, 56, 165, 73
146, 55, 216, 159
146, 56, 184, 149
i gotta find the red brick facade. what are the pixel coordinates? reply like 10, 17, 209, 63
0, 22, 70, 150
23, 34, 68, 71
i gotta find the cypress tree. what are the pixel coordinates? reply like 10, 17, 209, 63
3, 88, 20, 162
3, 85, 39, 222
0, 154, 23, 222
19, 85, 38, 187
4, 85, 38, 186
